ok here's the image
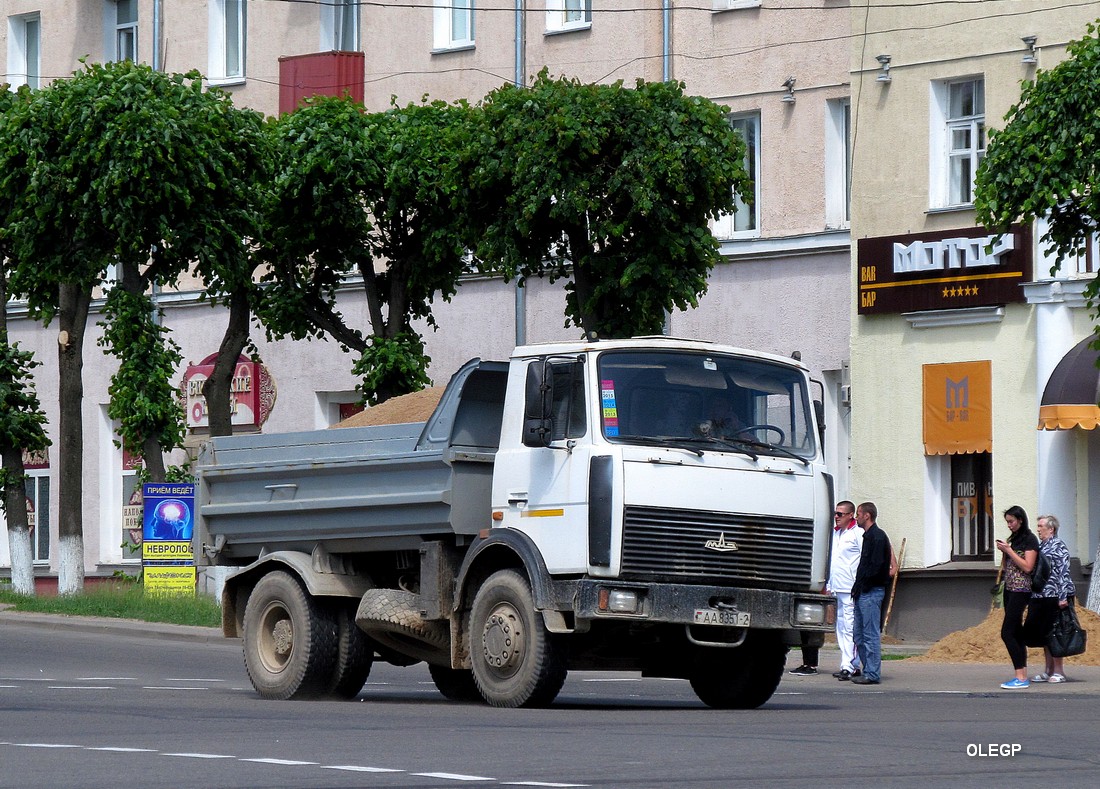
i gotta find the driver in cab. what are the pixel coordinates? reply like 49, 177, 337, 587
697, 394, 745, 439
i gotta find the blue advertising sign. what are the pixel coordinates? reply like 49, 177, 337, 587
142, 482, 195, 563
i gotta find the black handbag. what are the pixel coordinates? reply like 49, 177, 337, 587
1047, 605, 1087, 658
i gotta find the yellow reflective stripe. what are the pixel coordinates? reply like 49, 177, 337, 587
520, 509, 565, 518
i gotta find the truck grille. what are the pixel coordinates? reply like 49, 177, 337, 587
620, 506, 813, 588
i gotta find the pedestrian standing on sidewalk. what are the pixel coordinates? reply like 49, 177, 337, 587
850, 501, 892, 686
827, 500, 863, 681
788, 634, 820, 676
996, 504, 1039, 689
1025, 514, 1075, 684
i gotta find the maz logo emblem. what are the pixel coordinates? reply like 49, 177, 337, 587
704, 533, 739, 552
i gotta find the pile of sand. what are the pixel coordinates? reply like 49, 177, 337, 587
910, 605, 1100, 665
331, 387, 447, 429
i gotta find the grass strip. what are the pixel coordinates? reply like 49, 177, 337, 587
0, 583, 221, 628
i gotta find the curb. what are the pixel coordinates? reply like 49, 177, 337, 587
0, 607, 227, 644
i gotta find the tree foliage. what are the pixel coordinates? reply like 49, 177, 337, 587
468, 71, 750, 338
974, 22, 1100, 323
260, 96, 474, 404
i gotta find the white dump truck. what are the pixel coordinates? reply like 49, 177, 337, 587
196, 337, 836, 709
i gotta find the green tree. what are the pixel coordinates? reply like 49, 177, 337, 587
261, 96, 473, 405
1, 127, 52, 592
468, 72, 750, 338
974, 22, 1100, 326
0, 61, 268, 591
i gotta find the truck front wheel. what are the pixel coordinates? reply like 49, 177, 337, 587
688, 632, 786, 709
242, 571, 337, 700
469, 570, 566, 708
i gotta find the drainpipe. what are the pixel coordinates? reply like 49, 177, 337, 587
152, 0, 162, 71
513, 2, 527, 347
662, 0, 671, 82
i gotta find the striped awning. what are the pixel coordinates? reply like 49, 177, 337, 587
1038, 335, 1100, 431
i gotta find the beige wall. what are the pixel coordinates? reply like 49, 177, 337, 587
848, 1, 1100, 567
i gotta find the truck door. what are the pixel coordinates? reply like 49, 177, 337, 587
495, 358, 593, 574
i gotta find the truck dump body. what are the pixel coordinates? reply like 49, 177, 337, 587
197, 358, 508, 561
197, 423, 453, 559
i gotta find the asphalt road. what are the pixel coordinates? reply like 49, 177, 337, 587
2, 611, 1099, 788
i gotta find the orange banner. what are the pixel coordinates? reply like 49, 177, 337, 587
923, 361, 992, 455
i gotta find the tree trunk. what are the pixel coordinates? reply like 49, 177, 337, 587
56, 282, 91, 596
142, 434, 166, 482
1, 447, 35, 596
203, 289, 251, 438
0, 271, 36, 595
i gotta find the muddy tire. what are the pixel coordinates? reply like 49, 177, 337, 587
469, 570, 566, 708
428, 664, 483, 703
325, 604, 373, 700
242, 571, 337, 700
356, 588, 450, 666
688, 632, 786, 709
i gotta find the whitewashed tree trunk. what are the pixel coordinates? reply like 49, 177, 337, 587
6, 526, 36, 595
56, 534, 85, 596
1087, 543, 1100, 615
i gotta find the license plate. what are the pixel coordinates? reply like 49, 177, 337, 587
693, 608, 751, 627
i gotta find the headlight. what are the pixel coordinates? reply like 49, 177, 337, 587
597, 588, 641, 614
795, 601, 828, 625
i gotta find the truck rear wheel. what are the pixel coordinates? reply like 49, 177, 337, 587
428, 664, 483, 702
688, 632, 786, 709
469, 570, 566, 708
326, 604, 373, 700
242, 571, 337, 700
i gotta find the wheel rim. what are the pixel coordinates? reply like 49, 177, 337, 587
257, 601, 294, 675
480, 602, 524, 678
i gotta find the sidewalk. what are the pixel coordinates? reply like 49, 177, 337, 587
0, 605, 225, 644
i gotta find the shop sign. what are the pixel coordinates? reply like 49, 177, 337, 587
857, 225, 1032, 315
181, 354, 274, 430
142, 482, 196, 594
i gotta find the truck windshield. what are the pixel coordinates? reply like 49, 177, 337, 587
597, 350, 817, 460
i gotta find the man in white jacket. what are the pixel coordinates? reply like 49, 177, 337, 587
828, 501, 863, 680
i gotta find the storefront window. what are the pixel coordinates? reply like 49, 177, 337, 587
951, 452, 993, 559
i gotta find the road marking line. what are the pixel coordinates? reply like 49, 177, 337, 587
165, 678, 226, 682
7, 743, 82, 748
77, 677, 136, 681
162, 752, 236, 759
413, 772, 495, 781
580, 678, 640, 683
142, 686, 209, 690
322, 765, 404, 773
242, 758, 320, 766
503, 782, 590, 787
48, 686, 115, 690
88, 747, 157, 753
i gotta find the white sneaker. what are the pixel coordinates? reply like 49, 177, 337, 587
1031, 672, 1049, 682
1048, 673, 1067, 684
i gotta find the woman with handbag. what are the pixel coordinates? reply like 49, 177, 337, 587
1025, 514, 1076, 683
995, 505, 1039, 689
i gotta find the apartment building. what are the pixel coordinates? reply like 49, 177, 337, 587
849, 1, 1100, 639
2, 2, 853, 589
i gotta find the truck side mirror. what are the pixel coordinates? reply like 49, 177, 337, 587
813, 399, 826, 450
523, 361, 554, 447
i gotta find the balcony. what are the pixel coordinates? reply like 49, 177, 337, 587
278, 51, 365, 115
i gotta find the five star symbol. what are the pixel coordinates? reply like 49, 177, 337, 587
942, 284, 979, 298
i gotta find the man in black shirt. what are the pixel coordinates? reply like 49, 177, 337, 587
850, 501, 892, 685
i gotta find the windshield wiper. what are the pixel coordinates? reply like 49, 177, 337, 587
613, 434, 704, 457
682, 435, 759, 461
725, 437, 810, 465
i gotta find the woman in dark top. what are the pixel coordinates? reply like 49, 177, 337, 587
995, 505, 1038, 689
1025, 514, 1076, 683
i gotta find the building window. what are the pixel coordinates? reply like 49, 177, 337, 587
825, 98, 851, 229
546, 0, 591, 33
209, 0, 246, 82
930, 77, 984, 208
7, 13, 40, 89
25, 471, 51, 563
712, 113, 760, 239
951, 452, 993, 560
433, 0, 474, 50
113, 0, 138, 62
323, 0, 360, 51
